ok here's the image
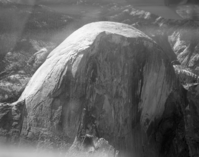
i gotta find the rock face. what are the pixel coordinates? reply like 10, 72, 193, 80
185, 84, 199, 157
27, 48, 49, 72
15, 21, 184, 156
0, 100, 25, 142
169, 20, 199, 157
174, 65, 199, 86
0, 48, 50, 103
169, 21, 199, 74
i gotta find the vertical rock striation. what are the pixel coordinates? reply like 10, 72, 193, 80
12, 21, 184, 156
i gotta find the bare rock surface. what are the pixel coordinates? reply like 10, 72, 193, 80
14, 21, 184, 156
169, 21, 199, 74
0, 100, 25, 142
27, 48, 49, 72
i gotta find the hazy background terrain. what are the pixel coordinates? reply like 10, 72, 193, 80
0, 0, 199, 156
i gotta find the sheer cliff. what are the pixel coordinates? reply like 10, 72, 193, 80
0, 21, 187, 157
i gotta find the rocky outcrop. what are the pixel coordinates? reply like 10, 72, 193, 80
0, 47, 50, 103
0, 73, 30, 103
13, 21, 186, 156
169, 21, 199, 74
174, 65, 199, 86
0, 51, 31, 103
0, 100, 25, 143
27, 48, 49, 72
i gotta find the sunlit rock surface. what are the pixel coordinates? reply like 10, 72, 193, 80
169, 21, 199, 74
27, 48, 49, 72
14, 21, 184, 156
